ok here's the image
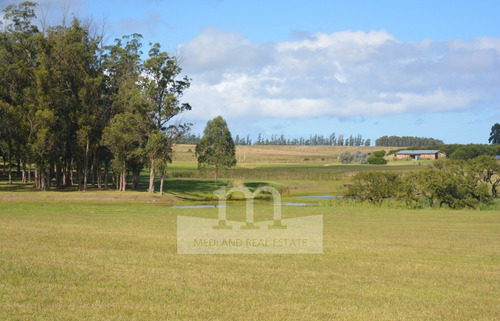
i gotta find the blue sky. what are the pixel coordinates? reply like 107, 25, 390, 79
4, 0, 500, 144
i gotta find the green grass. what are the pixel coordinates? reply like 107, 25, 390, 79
1, 200, 499, 320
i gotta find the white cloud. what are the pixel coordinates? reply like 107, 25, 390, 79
180, 28, 500, 122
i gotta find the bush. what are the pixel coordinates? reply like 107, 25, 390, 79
346, 171, 401, 204
345, 158, 497, 209
367, 155, 387, 164
372, 150, 386, 158
352, 151, 369, 164
338, 151, 353, 164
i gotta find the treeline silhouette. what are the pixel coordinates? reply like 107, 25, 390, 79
178, 133, 371, 146
375, 136, 444, 147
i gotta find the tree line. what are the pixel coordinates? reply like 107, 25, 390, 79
178, 133, 372, 146
376, 136, 444, 147
248, 133, 371, 146
0, 1, 191, 192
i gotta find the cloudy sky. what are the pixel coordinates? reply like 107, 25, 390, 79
2, 0, 499, 144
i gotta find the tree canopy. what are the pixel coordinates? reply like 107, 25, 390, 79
195, 116, 236, 185
489, 123, 500, 145
0, 1, 191, 191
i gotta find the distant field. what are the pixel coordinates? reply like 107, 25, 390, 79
0, 144, 456, 200
0, 200, 498, 320
172, 144, 403, 164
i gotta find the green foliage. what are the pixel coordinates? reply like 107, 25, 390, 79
372, 150, 386, 157
489, 123, 500, 144
347, 158, 498, 209
449, 144, 497, 160
142, 42, 191, 132
0, 3, 191, 191
346, 171, 401, 204
367, 154, 387, 164
102, 112, 143, 173
195, 116, 236, 185
376, 135, 444, 147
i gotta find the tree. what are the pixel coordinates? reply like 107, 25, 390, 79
142, 42, 191, 193
102, 112, 142, 191
195, 116, 236, 185
0, 1, 39, 186
146, 130, 173, 194
489, 123, 500, 144
338, 151, 353, 164
346, 171, 402, 204
467, 155, 500, 198
367, 150, 387, 164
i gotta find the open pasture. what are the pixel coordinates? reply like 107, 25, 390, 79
173, 144, 400, 164
0, 200, 499, 320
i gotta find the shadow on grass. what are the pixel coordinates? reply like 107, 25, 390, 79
163, 179, 225, 201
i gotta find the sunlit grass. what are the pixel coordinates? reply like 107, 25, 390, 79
0, 200, 498, 320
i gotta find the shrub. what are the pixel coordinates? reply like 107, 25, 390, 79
345, 158, 496, 209
346, 171, 401, 204
367, 155, 387, 164
372, 150, 386, 158
338, 151, 353, 164
352, 151, 369, 164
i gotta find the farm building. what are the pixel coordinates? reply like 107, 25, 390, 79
396, 150, 445, 160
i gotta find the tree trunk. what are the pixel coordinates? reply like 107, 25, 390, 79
148, 157, 155, 193
8, 154, 12, 185
492, 179, 500, 198
97, 159, 102, 190
21, 161, 26, 184
55, 164, 61, 188
159, 170, 165, 195
132, 171, 140, 190
77, 166, 83, 191
104, 160, 109, 189
214, 166, 218, 186
47, 166, 53, 190
83, 139, 89, 191
28, 162, 31, 183
34, 168, 39, 189
121, 171, 126, 192
62, 160, 66, 187
120, 161, 126, 192
40, 170, 46, 190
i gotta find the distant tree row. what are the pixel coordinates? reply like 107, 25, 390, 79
375, 136, 444, 147
176, 133, 201, 145
233, 133, 371, 146
0, 2, 191, 192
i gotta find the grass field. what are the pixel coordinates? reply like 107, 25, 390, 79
0, 200, 499, 320
1, 145, 499, 320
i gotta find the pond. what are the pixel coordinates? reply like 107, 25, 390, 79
280, 202, 318, 206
